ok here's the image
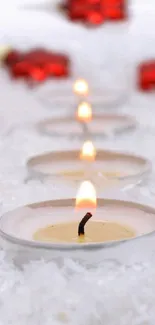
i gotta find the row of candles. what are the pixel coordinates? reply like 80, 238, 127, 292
34, 79, 136, 244
0, 66, 151, 255
0, 56, 137, 244
74, 79, 92, 139
74, 79, 96, 163
35, 79, 104, 243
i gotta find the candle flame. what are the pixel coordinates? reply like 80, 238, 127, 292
80, 141, 96, 161
75, 181, 97, 210
73, 79, 89, 96
76, 102, 92, 122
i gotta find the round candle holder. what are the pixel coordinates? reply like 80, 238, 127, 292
37, 113, 137, 139
37, 82, 128, 113
26, 149, 151, 188
1, 198, 155, 263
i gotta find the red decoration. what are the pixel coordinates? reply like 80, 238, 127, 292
105, 0, 127, 21
87, 0, 105, 25
68, 0, 86, 21
138, 60, 155, 92
4, 48, 70, 83
65, 0, 127, 25
11, 61, 32, 79
4, 50, 21, 66
29, 67, 48, 82
68, 0, 105, 24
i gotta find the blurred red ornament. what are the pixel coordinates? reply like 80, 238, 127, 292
68, 0, 105, 24
45, 62, 68, 77
64, 0, 127, 25
45, 53, 70, 77
87, 10, 105, 24
4, 50, 21, 66
86, 0, 105, 24
138, 60, 155, 92
24, 49, 52, 66
68, 0, 86, 21
11, 61, 32, 78
105, 0, 127, 21
29, 66, 48, 82
4, 48, 70, 83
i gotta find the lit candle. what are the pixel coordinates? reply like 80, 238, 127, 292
33, 181, 135, 243
80, 141, 96, 162
76, 102, 92, 136
75, 180, 96, 210
76, 102, 92, 122
80, 141, 96, 179
2, 194, 155, 265
73, 79, 89, 97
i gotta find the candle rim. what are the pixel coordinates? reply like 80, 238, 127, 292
27, 149, 151, 181
1, 198, 155, 249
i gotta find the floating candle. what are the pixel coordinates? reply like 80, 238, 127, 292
76, 102, 92, 122
2, 197, 155, 264
80, 140, 96, 161
37, 114, 137, 139
27, 149, 151, 189
33, 181, 135, 243
73, 79, 89, 96
80, 141, 96, 180
76, 102, 92, 136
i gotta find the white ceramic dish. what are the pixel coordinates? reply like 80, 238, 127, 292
37, 82, 128, 113
1, 199, 155, 264
37, 113, 136, 138
26, 149, 151, 188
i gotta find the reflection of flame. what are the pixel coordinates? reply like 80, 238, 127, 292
80, 141, 96, 161
77, 102, 92, 122
76, 181, 97, 210
73, 79, 89, 96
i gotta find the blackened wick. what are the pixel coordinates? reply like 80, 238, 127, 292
78, 212, 92, 236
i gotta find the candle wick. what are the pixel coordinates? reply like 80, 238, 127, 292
78, 212, 92, 236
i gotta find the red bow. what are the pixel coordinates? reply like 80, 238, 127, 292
4, 48, 70, 83
65, 0, 127, 25
138, 60, 155, 92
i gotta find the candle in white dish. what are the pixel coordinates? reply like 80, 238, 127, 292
73, 79, 89, 97
37, 114, 137, 139
33, 181, 135, 243
76, 102, 92, 136
27, 149, 151, 188
76, 102, 92, 122
80, 141, 96, 162
80, 141, 96, 179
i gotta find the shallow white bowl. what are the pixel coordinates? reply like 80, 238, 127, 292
37, 113, 136, 139
1, 198, 155, 264
26, 149, 151, 188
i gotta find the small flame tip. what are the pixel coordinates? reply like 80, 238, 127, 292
75, 181, 97, 210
